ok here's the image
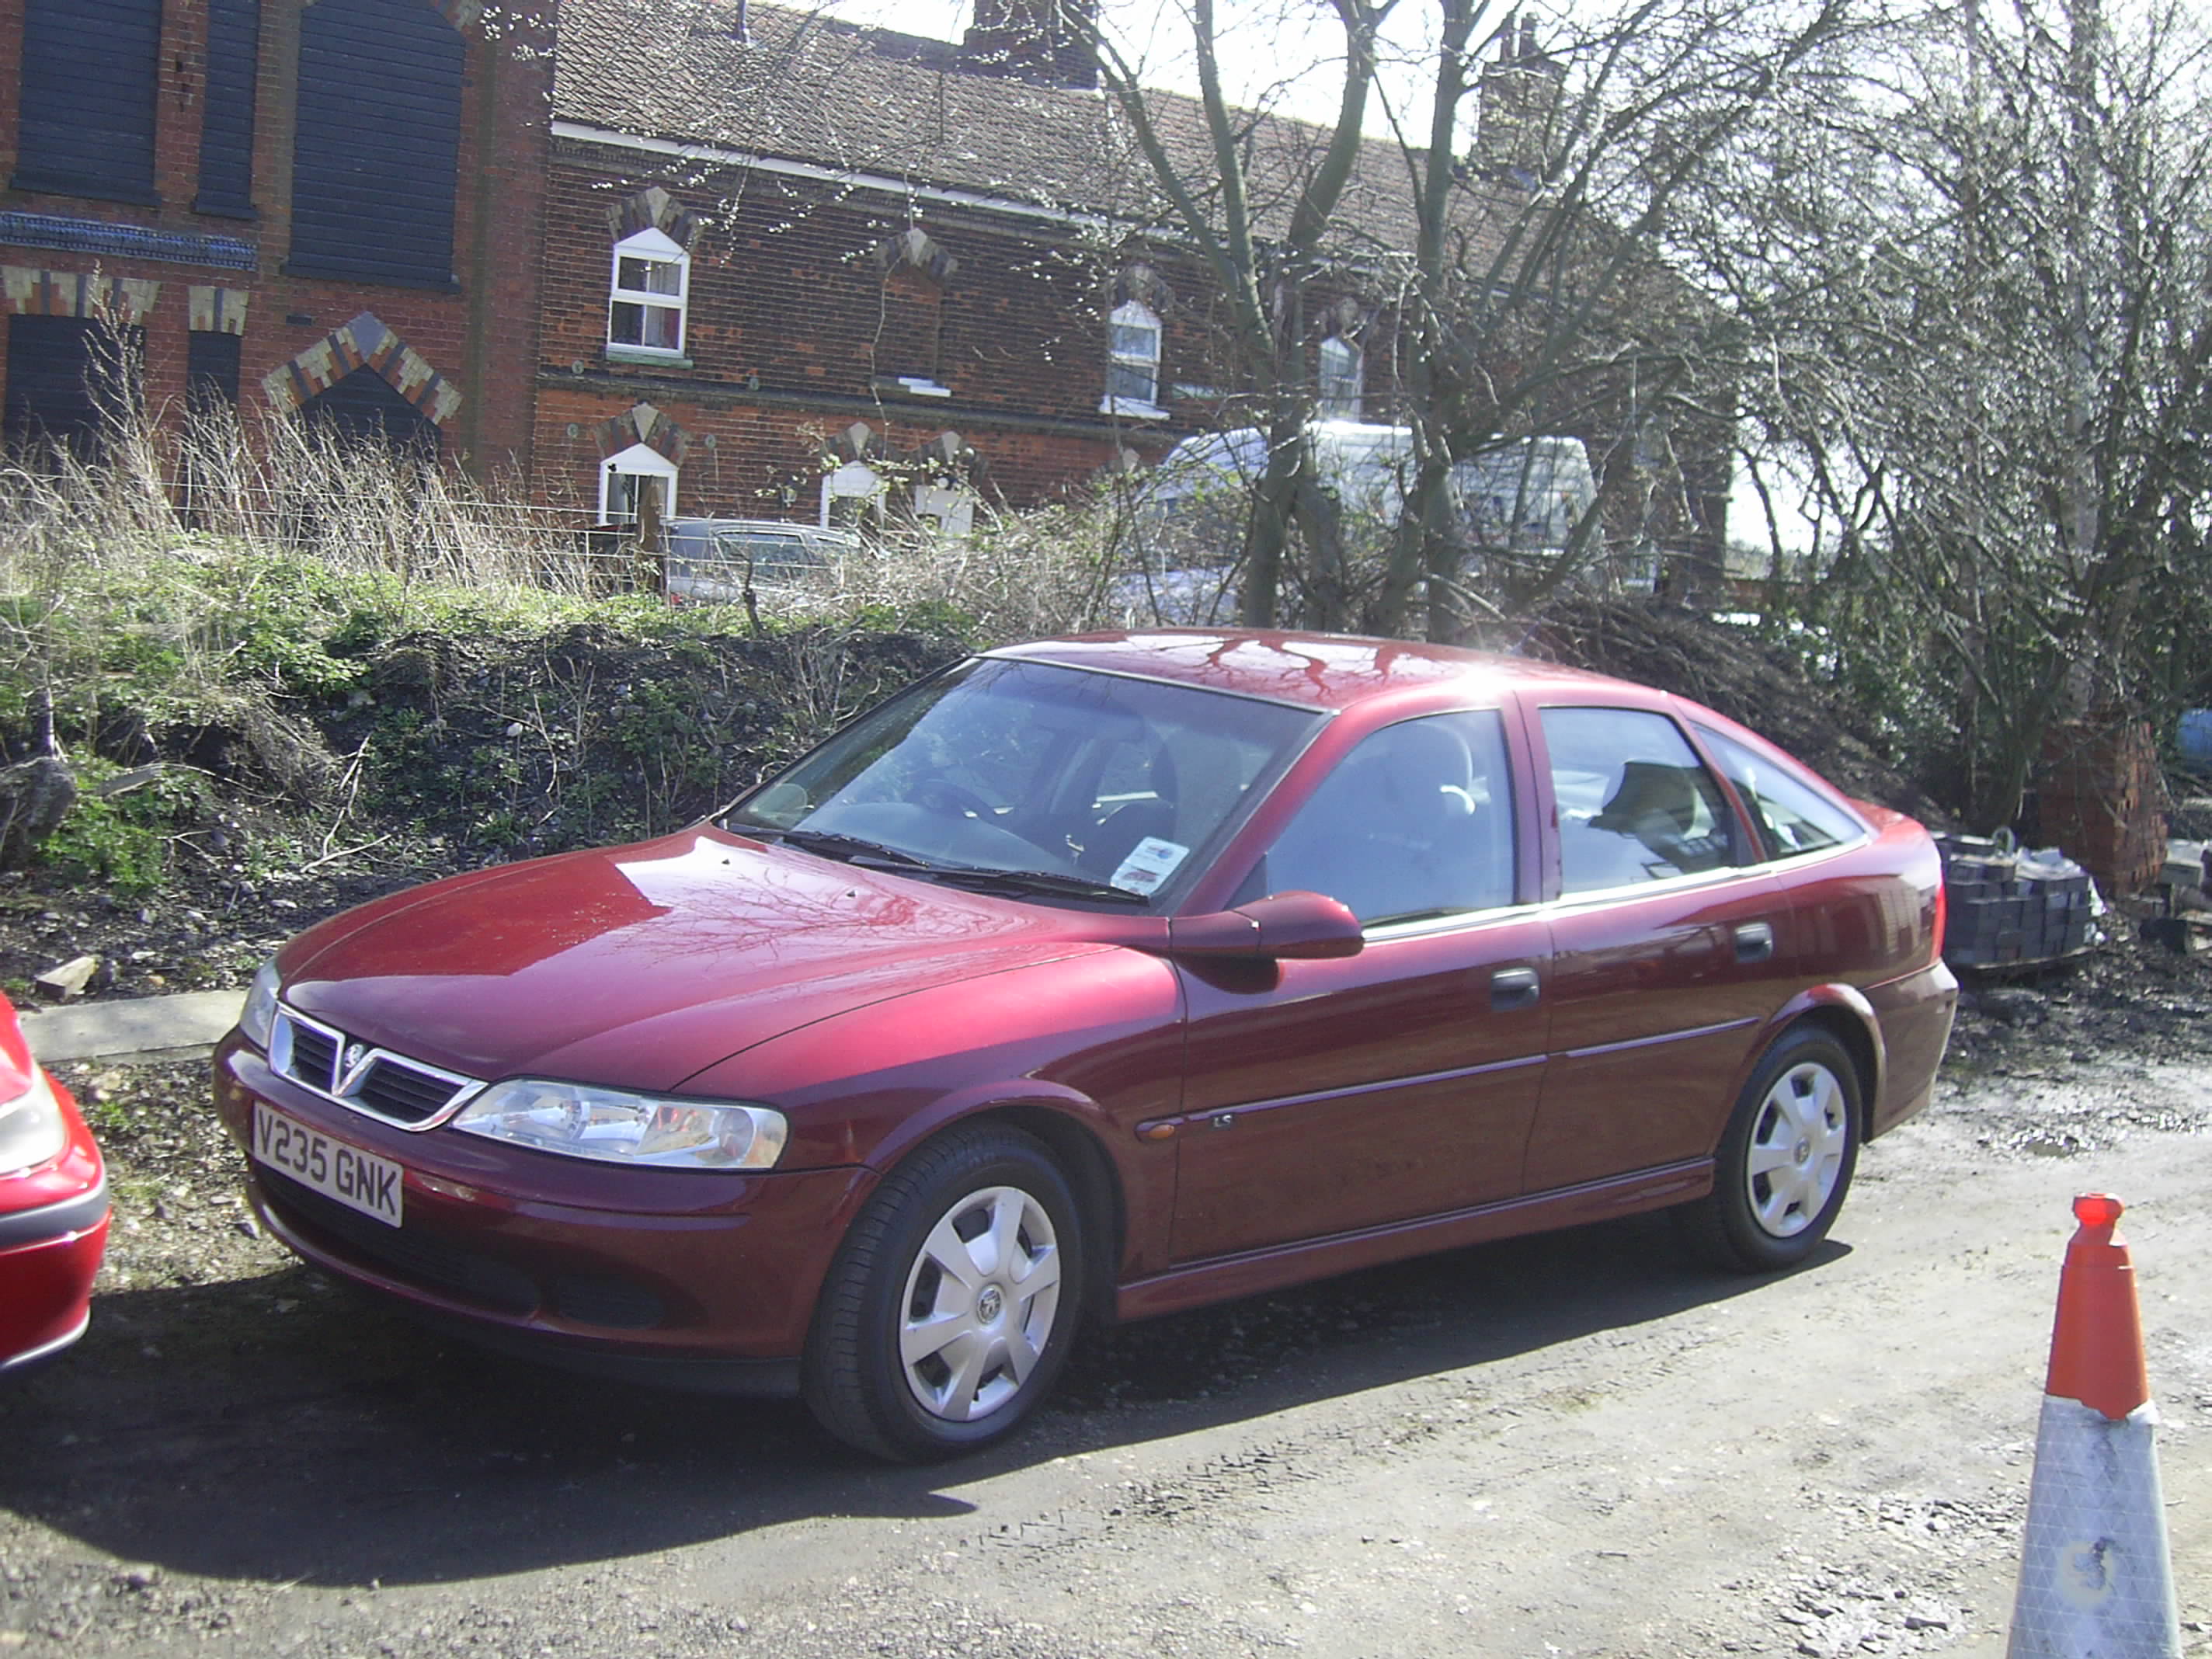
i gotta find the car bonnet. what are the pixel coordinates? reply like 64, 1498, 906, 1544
275, 827, 1120, 1092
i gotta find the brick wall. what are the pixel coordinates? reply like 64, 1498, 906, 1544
0, 0, 551, 478
532, 141, 1230, 517
2039, 715, 2167, 896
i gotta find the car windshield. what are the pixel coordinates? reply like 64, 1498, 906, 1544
723, 657, 1323, 906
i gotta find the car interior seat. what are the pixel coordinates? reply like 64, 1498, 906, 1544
1077, 739, 1180, 879
1589, 760, 1727, 877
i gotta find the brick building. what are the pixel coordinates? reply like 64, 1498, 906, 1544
1, 0, 551, 476
535, 0, 1424, 531
2, 0, 1726, 572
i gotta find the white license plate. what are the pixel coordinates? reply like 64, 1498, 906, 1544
252, 1103, 405, 1228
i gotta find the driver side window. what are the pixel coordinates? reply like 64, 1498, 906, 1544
1259, 711, 1515, 925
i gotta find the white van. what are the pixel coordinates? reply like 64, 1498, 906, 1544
1140, 423, 1596, 547
1118, 423, 1599, 623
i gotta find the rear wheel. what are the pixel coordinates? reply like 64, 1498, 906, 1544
1678, 1025, 1860, 1272
803, 1125, 1083, 1462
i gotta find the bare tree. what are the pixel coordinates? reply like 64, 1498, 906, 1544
1362, 0, 1869, 637
1080, 0, 1876, 635
1084, 0, 1399, 626
1707, 0, 2212, 828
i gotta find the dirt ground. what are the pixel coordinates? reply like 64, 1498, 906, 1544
5, 940, 2212, 1657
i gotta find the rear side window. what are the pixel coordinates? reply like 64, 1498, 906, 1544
1696, 725, 1862, 861
1262, 711, 1516, 925
1542, 707, 1737, 893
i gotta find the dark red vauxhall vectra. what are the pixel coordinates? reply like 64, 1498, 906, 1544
214, 631, 1957, 1459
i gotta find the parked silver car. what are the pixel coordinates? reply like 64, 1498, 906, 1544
663, 518, 861, 606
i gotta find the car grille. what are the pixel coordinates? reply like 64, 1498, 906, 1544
259, 1172, 668, 1331
270, 1008, 481, 1128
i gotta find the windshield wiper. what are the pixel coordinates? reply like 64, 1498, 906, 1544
922, 867, 1149, 905
736, 828, 1143, 903
745, 826, 938, 870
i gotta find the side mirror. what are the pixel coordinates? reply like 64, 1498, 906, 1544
1167, 890, 1363, 960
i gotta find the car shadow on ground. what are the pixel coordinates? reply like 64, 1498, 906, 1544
0, 1211, 1844, 1589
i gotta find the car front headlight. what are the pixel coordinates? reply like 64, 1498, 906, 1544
451, 1080, 788, 1170
0, 1067, 68, 1177
239, 960, 280, 1051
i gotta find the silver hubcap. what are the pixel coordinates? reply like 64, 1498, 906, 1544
898, 1184, 1063, 1422
1744, 1061, 1849, 1238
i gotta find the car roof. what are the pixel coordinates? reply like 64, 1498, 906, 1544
666, 517, 854, 538
991, 630, 1660, 714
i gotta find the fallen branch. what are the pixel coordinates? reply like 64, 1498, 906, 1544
298, 833, 391, 873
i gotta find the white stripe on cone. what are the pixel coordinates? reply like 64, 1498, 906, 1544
2007, 1397, 2182, 1657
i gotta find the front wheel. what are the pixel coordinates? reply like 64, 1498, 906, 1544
803, 1126, 1084, 1462
1678, 1026, 1861, 1273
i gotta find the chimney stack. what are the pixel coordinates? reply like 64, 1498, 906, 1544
1472, 12, 1566, 183
962, 0, 1100, 89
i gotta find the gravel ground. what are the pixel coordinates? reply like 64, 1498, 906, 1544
5, 1052, 2211, 1658
6, 878, 2212, 1657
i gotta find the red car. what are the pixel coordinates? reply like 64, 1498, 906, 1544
1, 994, 109, 1373
214, 631, 1957, 1459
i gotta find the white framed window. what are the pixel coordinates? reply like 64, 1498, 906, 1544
599, 440, 677, 524
1319, 335, 1362, 419
1101, 299, 1164, 416
608, 228, 689, 357
821, 459, 885, 529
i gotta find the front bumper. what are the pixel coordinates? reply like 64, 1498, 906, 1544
215, 1039, 877, 1393
0, 1187, 110, 1374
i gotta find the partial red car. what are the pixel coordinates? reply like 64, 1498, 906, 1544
213, 631, 1957, 1459
1, 993, 109, 1373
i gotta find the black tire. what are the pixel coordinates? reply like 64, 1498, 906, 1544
802, 1125, 1084, 1462
1678, 1025, 1861, 1273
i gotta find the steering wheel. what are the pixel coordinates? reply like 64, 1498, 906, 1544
913, 777, 993, 819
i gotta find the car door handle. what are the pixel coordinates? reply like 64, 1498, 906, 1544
1490, 966, 1540, 1010
1734, 921, 1776, 964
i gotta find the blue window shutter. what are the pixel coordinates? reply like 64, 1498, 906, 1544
195, 0, 262, 217
287, 0, 462, 288
12, 0, 162, 204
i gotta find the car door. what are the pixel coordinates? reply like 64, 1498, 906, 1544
1520, 703, 1796, 1194
1169, 709, 1552, 1263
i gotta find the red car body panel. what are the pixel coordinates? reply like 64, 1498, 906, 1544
277, 830, 1133, 1090
1170, 916, 1552, 1261
212, 630, 1959, 1391
0, 1006, 109, 1373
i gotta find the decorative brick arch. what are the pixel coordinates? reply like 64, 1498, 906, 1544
871, 227, 959, 283
1115, 261, 1174, 314
262, 311, 461, 426
2, 267, 161, 325
606, 185, 704, 249
590, 403, 690, 466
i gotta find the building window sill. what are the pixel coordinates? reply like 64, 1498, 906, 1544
875, 375, 953, 398
606, 345, 694, 368
1099, 396, 1169, 421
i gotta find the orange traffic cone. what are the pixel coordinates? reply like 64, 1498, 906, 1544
2007, 1194, 2182, 1657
